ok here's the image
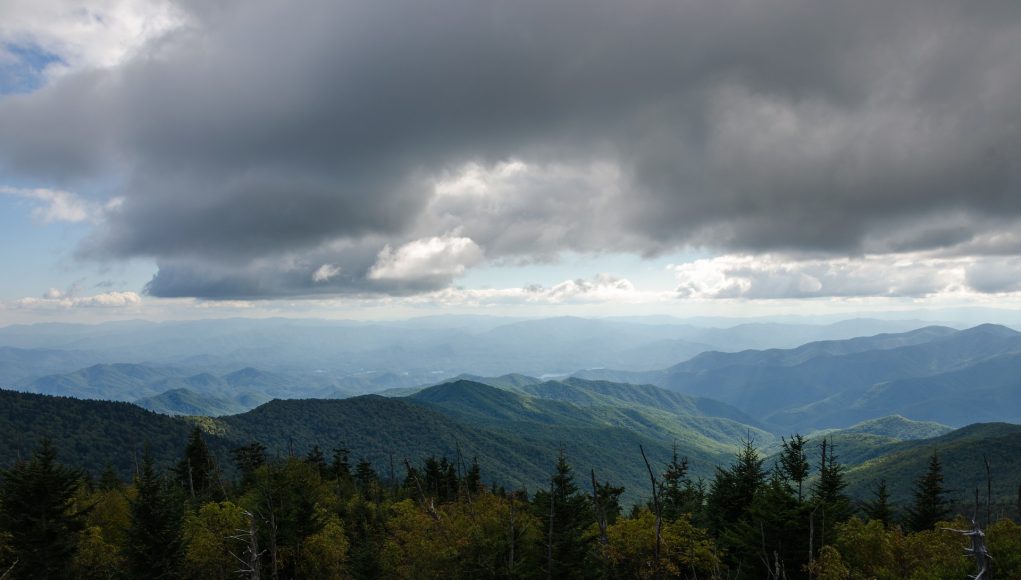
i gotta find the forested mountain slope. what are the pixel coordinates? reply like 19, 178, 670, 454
577, 324, 1021, 430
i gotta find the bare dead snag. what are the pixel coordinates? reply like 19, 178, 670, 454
403, 457, 439, 521
591, 469, 608, 545
508, 493, 516, 573
942, 489, 992, 580
640, 444, 662, 580
229, 510, 264, 580
546, 479, 555, 580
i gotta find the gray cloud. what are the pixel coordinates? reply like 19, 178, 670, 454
1, 0, 1020, 298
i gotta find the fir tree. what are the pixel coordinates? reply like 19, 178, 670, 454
354, 458, 379, 500
305, 445, 327, 478
0, 439, 86, 580
533, 449, 594, 580
465, 457, 482, 495
811, 438, 852, 548
863, 478, 894, 526
125, 447, 183, 579
906, 452, 950, 532
779, 434, 810, 503
231, 441, 266, 490
98, 461, 122, 492
705, 437, 765, 536
659, 444, 696, 521
174, 427, 216, 500
330, 446, 351, 481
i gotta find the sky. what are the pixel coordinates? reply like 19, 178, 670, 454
1, 0, 1021, 325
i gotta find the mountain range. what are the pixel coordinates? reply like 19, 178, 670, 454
575, 324, 1021, 430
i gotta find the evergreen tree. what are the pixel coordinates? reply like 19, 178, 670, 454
98, 462, 122, 492
304, 445, 327, 478
811, 438, 852, 548
905, 452, 950, 532
126, 447, 183, 579
465, 457, 482, 496
0, 439, 86, 580
705, 437, 765, 537
659, 444, 697, 521
231, 441, 267, 491
863, 478, 894, 526
779, 434, 810, 503
174, 427, 216, 500
532, 450, 594, 580
354, 458, 380, 500
741, 466, 808, 577
330, 446, 351, 481
705, 438, 767, 574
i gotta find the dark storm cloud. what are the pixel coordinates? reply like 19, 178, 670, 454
1, 0, 1020, 298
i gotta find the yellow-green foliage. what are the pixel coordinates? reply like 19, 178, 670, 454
72, 526, 125, 580
381, 494, 541, 579
296, 509, 349, 580
987, 518, 1021, 579
823, 516, 973, 580
181, 501, 247, 580
71, 487, 130, 579
600, 508, 720, 579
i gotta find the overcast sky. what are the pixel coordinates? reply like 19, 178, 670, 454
1, 0, 1020, 324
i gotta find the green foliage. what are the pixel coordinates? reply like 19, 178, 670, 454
0, 439, 87, 580
175, 427, 220, 502
0, 389, 235, 482
659, 445, 702, 521
181, 501, 246, 580
705, 438, 765, 540
812, 438, 852, 545
779, 434, 810, 503
125, 449, 184, 579
381, 495, 540, 579
532, 450, 595, 580
905, 452, 949, 532
828, 516, 973, 579
601, 508, 720, 579
863, 479, 895, 526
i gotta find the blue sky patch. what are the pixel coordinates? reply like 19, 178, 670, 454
0, 43, 64, 95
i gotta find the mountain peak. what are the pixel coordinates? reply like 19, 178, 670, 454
957, 323, 1020, 338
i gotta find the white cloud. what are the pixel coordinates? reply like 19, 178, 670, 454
0, 186, 94, 223
311, 263, 341, 283
394, 274, 667, 308
11, 290, 141, 309
0, 0, 186, 78
670, 254, 975, 299
368, 235, 484, 282
526, 274, 645, 304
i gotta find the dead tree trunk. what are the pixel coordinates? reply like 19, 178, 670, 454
591, 469, 608, 545
403, 457, 439, 521
546, 480, 555, 580
231, 510, 263, 580
265, 495, 279, 580
507, 493, 516, 574
984, 455, 992, 526
943, 489, 992, 580
640, 445, 662, 580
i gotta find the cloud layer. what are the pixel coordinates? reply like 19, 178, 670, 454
1, 0, 1020, 299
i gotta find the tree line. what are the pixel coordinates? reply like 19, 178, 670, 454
1, 428, 1020, 579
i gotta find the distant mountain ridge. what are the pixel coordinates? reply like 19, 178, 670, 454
575, 324, 1021, 430
0, 316, 948, 386
22, 363, 337, 416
